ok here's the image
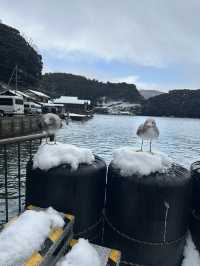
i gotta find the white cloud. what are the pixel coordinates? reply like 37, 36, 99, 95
1, 0, 200, 89
111, 75, 162, 91
1, 0, 200, 68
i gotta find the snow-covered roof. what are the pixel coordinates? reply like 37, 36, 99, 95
0, 89, 38, 101
54, 96, 91, 105
28, 89, 50, 99
15, 90, 32, 99
0, 89, 16, 96
0, 89, 24, 99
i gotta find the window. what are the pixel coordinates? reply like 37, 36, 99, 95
24, 104, 29, 108
15, 99, 23, 105
0, 98, 13, 105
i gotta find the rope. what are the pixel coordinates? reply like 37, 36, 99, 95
163, 201, 170, 242
192, 210, 200, 221
74, 216, 103, 238
121, 261, 142, 266
103, 211, 186, 247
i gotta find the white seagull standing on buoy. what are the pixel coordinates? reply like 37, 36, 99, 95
136, 118, 159, 152
40, 113, 62, 144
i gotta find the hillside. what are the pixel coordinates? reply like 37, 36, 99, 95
0, 23, 42, 87
40, 73, 144, 104
142, 89, 200, 118
139, 89, 164, 99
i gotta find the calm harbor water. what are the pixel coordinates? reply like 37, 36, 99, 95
1, 114, 200, 222
58, 114, 200, 169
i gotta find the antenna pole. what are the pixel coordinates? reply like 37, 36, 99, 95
8, 65, 16, 86
15, 65, 18, 93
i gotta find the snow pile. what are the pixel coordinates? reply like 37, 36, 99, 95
33, 142, 95, 171
56, 238, 101, 266
112, 148, 172, 176
182, 233, 200, 266
0, 207, 64, 266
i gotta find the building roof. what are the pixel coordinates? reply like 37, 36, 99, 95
15, 90, 32, 99
0, 89, 33, 99
27, 89, 50, 99
53, 96, 91, 105
0, 89, 15, 96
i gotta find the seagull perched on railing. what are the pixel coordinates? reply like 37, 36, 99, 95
40, 113, 62, 144
136, 118, 159, 152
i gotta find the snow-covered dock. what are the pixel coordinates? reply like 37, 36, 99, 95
0, 206, 74, 266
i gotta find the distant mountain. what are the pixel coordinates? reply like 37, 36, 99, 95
142, 89, 200, 118
139, 89, 164, 99
40, 73, 144, 104
0, 22, 42, 87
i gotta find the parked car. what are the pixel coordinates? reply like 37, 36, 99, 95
24, 102, 42, 114
0, 96, 24, 116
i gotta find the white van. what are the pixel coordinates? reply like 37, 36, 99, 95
24, 102, 42, 114
0, 96, 24, 116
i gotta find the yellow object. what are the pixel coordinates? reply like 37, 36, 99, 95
69, 238, 78, 247
49, 228, 64, 242
109, 249, 121, 263
65, 213, 74, 221
25, 252, 43, 266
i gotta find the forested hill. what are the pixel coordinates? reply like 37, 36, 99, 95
0, 23, 42, 87
142, 89, 200, 118
40, 73, 144, 103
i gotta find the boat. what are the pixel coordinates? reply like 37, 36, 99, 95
67, 112, 93, 121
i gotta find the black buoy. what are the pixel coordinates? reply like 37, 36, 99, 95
26, 155, 107, 244
104, 163, 191, 266
190, 161, 200, 252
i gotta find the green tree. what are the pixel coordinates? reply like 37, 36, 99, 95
0, 23, 42, 88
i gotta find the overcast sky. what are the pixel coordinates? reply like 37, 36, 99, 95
1, 0, 200, 91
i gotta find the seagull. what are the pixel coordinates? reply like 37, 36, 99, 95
136, 118, 159, 152
40, 113, 62, 144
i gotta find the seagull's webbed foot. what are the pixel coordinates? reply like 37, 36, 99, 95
136, 139, 143, 152
149, 140, 154, 154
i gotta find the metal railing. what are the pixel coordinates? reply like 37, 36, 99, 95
0, 133, 54, 226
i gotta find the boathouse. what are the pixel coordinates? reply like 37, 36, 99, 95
53, 96, 91, 113
41, 101, 65, 114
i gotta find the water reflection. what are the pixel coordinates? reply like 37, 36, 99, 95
58, 115, 200, 168
0, 114, 200, 222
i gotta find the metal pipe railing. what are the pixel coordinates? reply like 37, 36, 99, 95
0, 132, 54, 145
0, 133, 54, 225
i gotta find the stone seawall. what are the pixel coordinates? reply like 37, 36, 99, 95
0, 115, 42, 139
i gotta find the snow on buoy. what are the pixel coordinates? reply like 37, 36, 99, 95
112, 147, 172, 177
104, 148, 191, 266
33, 142, 95, 171
26, 143, 106, 245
